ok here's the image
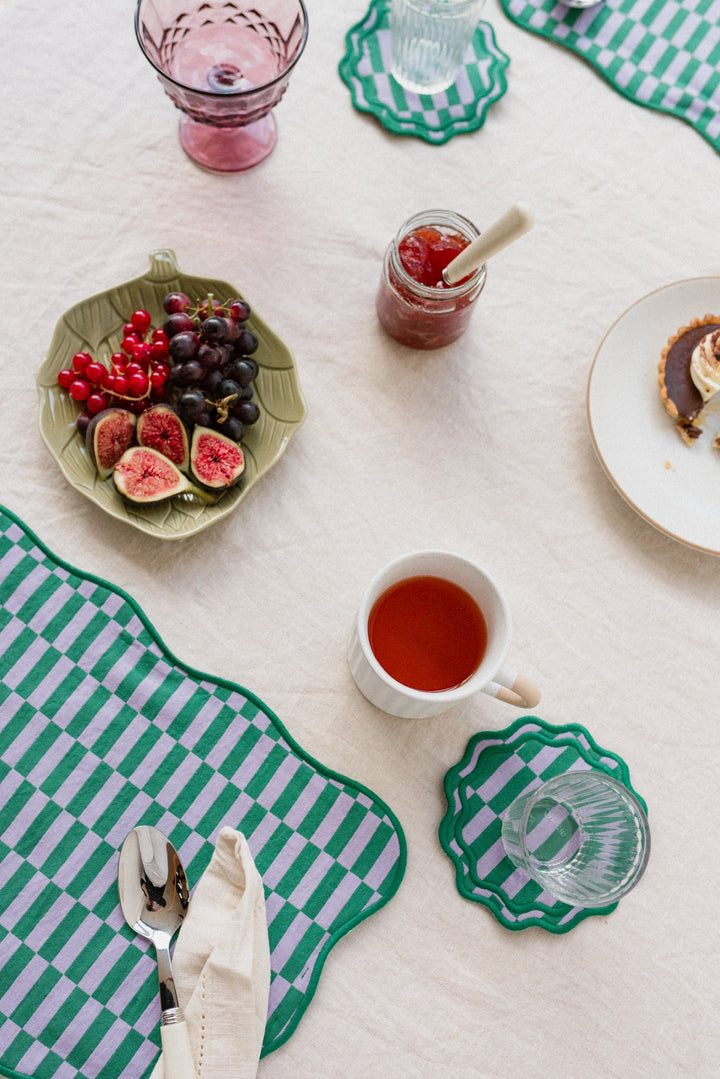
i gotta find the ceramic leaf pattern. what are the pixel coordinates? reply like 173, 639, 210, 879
37, 250, 307, 539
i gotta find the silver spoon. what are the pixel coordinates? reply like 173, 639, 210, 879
118, 825, 197, 1079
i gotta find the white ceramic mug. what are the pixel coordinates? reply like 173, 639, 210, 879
348, 550, 541, 719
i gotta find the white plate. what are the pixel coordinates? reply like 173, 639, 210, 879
587, 277, 720, 554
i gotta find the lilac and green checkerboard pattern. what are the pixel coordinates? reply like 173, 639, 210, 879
502, 0, 720, 153
439, 716, 647, 932
0, 506, 406, 1079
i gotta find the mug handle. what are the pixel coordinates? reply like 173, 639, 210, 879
484, 665, 541, 709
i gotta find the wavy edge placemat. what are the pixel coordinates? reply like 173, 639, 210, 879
500, 0, 720, 157
439, 715, 647, 932
339, 0, 510, 144
0, 504, 407, 1079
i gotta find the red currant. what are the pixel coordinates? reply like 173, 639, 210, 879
113, 374, 130, 395
84, 360, 106, 385
111, 351, 126, 367
150, 363, 170, 387
150, 339, 170, 361
57, 368, 75, 389
151, 328, 168, 343
128, 371, 149, 396
87, 392, 108, 414
132, 341, 152, 364
69, 378, 91, 401
121, 334, 141, 356
72, 351, 92, 373
130, 309, 152, 334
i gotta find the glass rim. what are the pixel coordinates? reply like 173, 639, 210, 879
519, 770, 651, 857
389, 209, 487, 300
134, 0, 309, 100
393, 0, 486, 11
516, 769, 651, 905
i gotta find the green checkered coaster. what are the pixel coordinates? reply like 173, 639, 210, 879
0, 505, 406, 1079
339, 0, 510, 143
502, 0, 720, 153
439, 715, 647, 933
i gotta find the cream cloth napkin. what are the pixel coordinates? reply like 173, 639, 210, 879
150, 827, 271, 1079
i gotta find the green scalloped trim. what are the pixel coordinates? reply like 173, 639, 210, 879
500, 0, 720, 157
338, 0, 510, 144
0, 503, 407, 1076
439, 715, 647, 933
454, 736, 624, 919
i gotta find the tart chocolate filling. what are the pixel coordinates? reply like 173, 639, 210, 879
659, 317, 720, 441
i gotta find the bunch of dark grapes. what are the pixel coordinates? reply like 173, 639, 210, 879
162, 290, 261, 443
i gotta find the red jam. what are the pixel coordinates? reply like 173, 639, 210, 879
398, 227, 470, 288
376, 211, 486, 350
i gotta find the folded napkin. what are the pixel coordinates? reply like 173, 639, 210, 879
150, 827, 271, 1079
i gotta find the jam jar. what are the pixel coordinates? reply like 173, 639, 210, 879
376, 209, 487, 350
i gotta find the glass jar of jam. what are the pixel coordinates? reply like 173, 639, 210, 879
376, 209, 487, 350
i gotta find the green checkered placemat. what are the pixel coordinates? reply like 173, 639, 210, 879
501, 0, 720, 154
339, 0, 510, 143
439, 715, 647, 932
0, 505, 406, 1079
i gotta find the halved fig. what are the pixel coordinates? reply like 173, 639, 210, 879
113, 446, 211, 504
86, 408, 137, 479
136, 404, 189, 470
190, 426, 245, 490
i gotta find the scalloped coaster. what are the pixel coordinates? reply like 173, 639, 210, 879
500, 0, 720, 155
339, 0, 510, 144
0, 505, 406, 1079
439, 716, 647, 932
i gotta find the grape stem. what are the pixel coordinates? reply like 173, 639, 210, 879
210, 392, 238, 424
187, 292, 234, 320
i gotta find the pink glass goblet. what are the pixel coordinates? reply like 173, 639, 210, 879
135, 0, 308, 173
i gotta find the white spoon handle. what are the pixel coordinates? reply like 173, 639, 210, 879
442, 202, 535, 284
161, 1016, 197, 1079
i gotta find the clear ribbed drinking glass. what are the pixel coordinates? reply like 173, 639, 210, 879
501, 771, 650, 907
389, 0, 486, 95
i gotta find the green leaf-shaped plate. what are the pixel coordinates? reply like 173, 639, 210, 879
36, 249, 307, 539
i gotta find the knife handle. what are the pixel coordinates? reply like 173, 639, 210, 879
160, 1015, 197, 1079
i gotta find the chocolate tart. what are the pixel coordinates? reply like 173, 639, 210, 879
658, 315, 720, 444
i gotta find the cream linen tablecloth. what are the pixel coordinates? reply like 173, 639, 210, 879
1, 0, 719, 1076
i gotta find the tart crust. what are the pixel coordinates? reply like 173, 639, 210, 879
658, 315, 720, 445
